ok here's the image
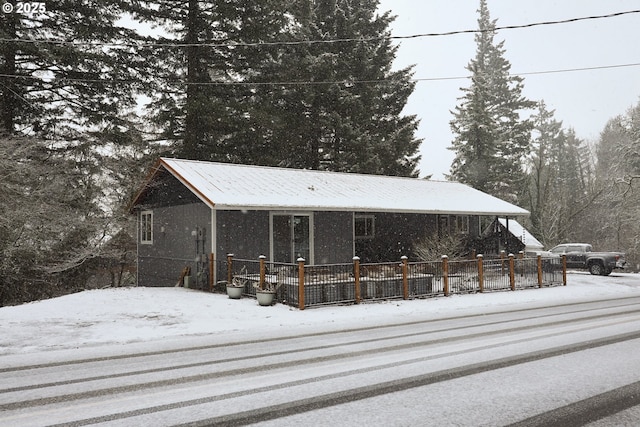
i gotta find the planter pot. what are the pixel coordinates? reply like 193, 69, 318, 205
226, 285, 243, 299
256, 290, 276, 306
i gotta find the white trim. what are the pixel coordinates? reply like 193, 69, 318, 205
140, 210, 153, 245
136, 211, 140, 286
352, 213, 356, 257
211, 209, 217, 285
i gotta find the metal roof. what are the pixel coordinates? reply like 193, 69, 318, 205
135, 158, 529, 216
497, 218, 543, 250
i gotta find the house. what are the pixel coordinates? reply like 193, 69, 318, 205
481, 217, 544, 256
129, 158, 529, 288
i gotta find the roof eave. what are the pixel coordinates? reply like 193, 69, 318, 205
128, 158, 216, 214
211, 203, 529, 216
160, 158, 216, 209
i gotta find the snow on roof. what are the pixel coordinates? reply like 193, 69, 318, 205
497, 218, 543, 250
143, 158, 529, 216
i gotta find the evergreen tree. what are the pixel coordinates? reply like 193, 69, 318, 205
0, 136, 110, 305
449, 0, 534, 202
524, 101, 565, 244
129, 0, 289, 162
0, 0, 143, 138
589, 102, 640, 262
0, 1, 149, 302
256, 0, 421, 176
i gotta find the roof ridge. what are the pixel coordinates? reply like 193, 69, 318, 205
160, 157, 453, 183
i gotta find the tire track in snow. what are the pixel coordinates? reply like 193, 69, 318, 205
3, 306, 640, 413
3, 296, 639, 376
507, 380, 640, 427
3, 305, 640, 397
55, 331, 640, 427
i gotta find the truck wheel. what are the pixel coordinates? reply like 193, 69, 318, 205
589, 262, 603, 276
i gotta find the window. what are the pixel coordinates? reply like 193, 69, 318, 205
438, 215, 450, 236
355, 215, 375, 239
455, 216, 470, 235
140, 211, 153, 244
271, 213, 313, 263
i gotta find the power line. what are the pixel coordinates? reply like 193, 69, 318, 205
414, 62, 640, 83
0, 9, 638, 48
1, 62, 638, 86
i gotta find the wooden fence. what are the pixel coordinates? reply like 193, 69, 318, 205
216, 253, 567, 310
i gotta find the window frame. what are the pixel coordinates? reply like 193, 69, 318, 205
354, 214, 375, 240
455, 215, 470, 235
140, 210, 153, 245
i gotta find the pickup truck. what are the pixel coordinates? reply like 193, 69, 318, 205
548, 243, 627, 276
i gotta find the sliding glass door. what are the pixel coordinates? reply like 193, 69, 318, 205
270, 213, 312, 263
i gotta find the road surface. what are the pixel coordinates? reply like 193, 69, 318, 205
2, 296, 640, 426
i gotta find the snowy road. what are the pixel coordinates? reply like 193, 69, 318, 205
2, 294, 640, 426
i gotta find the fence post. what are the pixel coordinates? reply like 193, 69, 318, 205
297, 257, 305, 310
442, 255, 449, 296
509, 253, 515, 291
500, 250, 506, 275
477, 254, 484, 293
259, 255, 266, 290
401, 256, 409, 299
562, 254, 567, 286
227, 253, 234, 285
353, 256, 361, 304
537, 255, 543, 288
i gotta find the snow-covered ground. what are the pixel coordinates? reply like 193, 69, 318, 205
1, 272, 639, 356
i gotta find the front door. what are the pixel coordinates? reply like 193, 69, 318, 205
271, 214, 312, 263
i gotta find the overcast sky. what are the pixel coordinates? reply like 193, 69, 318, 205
376, 0, 640, 179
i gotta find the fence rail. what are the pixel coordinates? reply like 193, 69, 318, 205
214, 253, 567, 309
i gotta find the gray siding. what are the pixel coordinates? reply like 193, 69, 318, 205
216, 210, 270, 260
138, 202, 210, 287
314, 211, 353, 264
355, 213, 433, 262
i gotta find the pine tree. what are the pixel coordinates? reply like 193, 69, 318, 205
0, 136, 111, 305
0, 1, 150, 302
524, 101, 565, 244
0, 0, 143, 138
129, 0, 289, 162
589, 102, 640, 260
449, 0, 534, 202
251, 0, 421, 176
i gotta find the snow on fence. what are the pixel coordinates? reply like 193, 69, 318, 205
217, 253, 566, 309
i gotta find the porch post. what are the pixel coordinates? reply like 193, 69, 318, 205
259, 255, 266, 290
537, 254, 543, 288
353, 256, 361, 304
209, 252, 215, 291
442, 255, 449, 296
297, 257, 305, 310
227, 254, 234, 285
477, 254, 484, 293
509, 253, 516, 291
562, 254, 567, 286
401, 256, 409, 300
211, 209, 217, 287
